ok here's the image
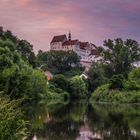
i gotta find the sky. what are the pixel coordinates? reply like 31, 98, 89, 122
0, 0, 140, 52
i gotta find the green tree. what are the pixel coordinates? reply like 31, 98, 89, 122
124, 68, 140, 90
101, 38, 140, 76
109, 74, 124, 90
16, 40, 36, 67
87, 62, 108, 92
69, 76, 87, 98
128, 68, 140, 85
0, 41, 48, 101
50, 74, 69, 91
0, 27, 36, 67
36, 50, 82, 75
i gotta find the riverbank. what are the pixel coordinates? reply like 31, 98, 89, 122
90, 84, 140, 103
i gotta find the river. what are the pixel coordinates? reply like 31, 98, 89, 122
29, 101, 140, 140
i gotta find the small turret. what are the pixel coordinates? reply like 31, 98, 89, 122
68, 31, 71, 41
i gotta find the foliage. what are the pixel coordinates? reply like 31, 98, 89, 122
91, 67, 140, 103
0, 45, 48, 101
91, 84, 140, 103
87, 62, 108, 92
68, 76, 87, 98
16, 40, 36, 68
47, 84, 70, 101
123, 68, 140, 91
0, 27, 36, 67
128, 68, 140, 85
50, 74, 69, 91
109, 74, 124, 90
36, 50, 83, 75
0, 95, 28, 140
124, 80, 140, 91
101, 38, 140, 77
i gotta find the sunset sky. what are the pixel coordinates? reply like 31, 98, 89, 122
0, 0, 140, 52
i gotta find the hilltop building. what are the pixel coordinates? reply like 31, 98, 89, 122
50, 32, 101, 67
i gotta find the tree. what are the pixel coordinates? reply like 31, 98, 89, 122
128, 68, 140, 85
0, 41, 48, 101
50, 74, 69, 91
124, 68, 140, 90
0, 27, 36, 68
16, 40, 36, 67
36, 50, 82, 75
109, 74, 124, 90
87, 62, 108, 92
68, 76, 87, 98
101, 38, 140, 77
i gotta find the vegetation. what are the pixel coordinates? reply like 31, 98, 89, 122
87, 62, 109, 92
0, 27, 36, 67
90, 68, 140, 103
0, 95, 28, 140
0, 27, 78, 139
100, 38, 140, 77
68, 76, 87, 99
0, 27, 140, 139
89, 38, 140, 103
50, 75, 87, 99
37, 50, 83, 76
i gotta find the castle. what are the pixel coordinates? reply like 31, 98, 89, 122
50, 32, 101, 67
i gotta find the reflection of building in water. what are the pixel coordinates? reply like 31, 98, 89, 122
32, 135, 37, 140
76, 117, 102, 140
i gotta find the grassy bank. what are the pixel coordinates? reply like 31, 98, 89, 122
90, 84, 140, 103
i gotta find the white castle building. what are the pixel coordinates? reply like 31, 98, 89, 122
50, 33, 101, 67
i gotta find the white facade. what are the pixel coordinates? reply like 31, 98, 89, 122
50, 34, 101, 66
50, 35, 67, 51
50, 42, 63, 50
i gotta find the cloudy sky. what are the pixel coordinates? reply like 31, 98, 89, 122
0, 0, 140, 52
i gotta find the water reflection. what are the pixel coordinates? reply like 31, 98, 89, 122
31, 101, 140, 140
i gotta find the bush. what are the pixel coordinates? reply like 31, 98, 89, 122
68, 76, 87, 99
109, 74, 124, 90
0, 95, 28, 140
90, 84, 140, 103
124, 80, 140, 91
87, 63, 108, 92
50, 74, 69, 91
128, 68, 140, 85
91, 84, 110, 102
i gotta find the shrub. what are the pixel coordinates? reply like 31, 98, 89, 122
91, 84, 110, 101
90, 85, 140, 103
50, 74, 69, 91
0, 95, 28, 140
109, 74, 124, 90
128, 68, 140, 85
124, 80, 140, 91
87, 63, 108, 92
69, 76, 87, 99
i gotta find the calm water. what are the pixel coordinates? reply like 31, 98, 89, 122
30, 101, 140, 140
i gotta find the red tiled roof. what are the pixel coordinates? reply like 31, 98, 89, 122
91, 43, 97, 49
80, 42, 89, 49
90, 49, 99, 55
62, 40, 78, 46
51, 35, 67, 43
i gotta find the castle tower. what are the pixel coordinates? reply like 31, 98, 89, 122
68, 31, 71, 41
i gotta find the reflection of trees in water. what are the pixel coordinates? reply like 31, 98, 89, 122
49, 102, 87, 122
88, 103, 140, 140
31, 101, 140, 140
36, 121, 80, 140
32, 102, 87, 140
